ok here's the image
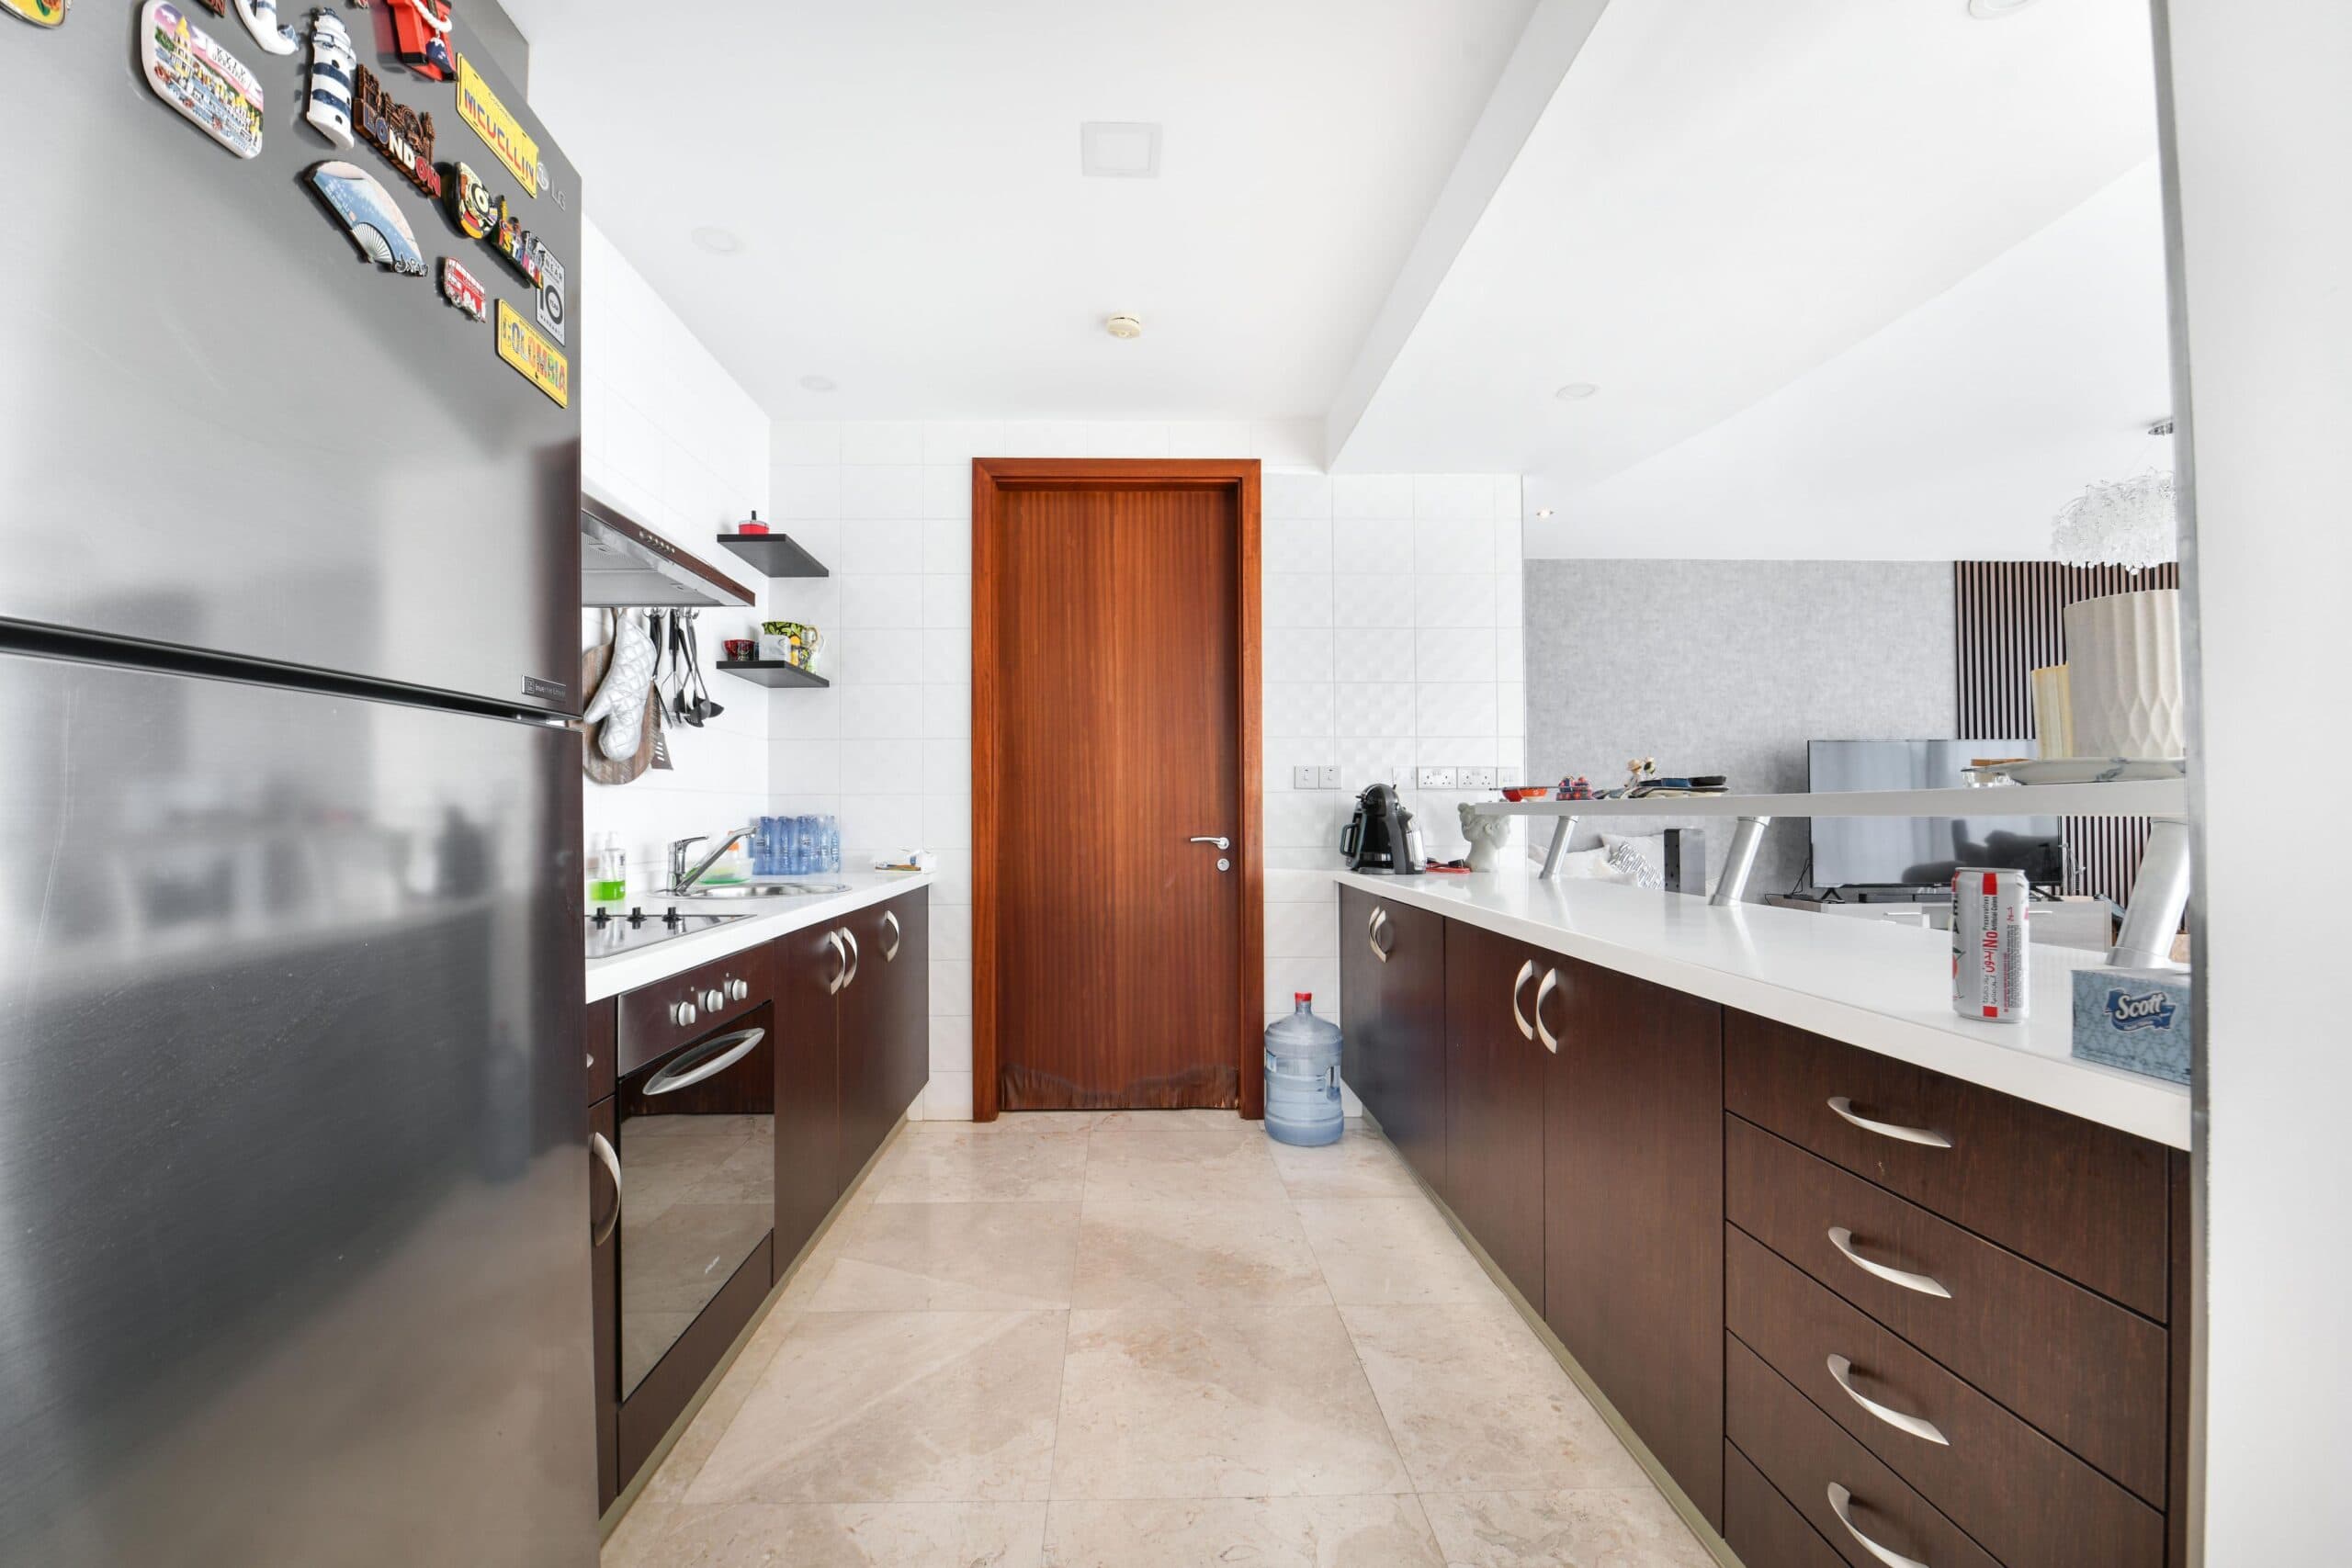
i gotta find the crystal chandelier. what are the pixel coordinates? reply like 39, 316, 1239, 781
2051, 421, 2179, 571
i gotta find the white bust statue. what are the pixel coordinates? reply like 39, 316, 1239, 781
1457, 802, 1514, 871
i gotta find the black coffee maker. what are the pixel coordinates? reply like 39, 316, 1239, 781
1341, 784, 1425, 874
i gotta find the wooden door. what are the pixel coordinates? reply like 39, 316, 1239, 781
1544, 959, 1725, 1528
773, 919, 842, 1271
976, 460, 1262, 1116
1442, 920, 1548, 1306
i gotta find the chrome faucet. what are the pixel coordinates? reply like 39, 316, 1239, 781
669, 827, 756, 894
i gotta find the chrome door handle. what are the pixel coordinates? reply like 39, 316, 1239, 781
1826, 1483, 1930, 1568
1827, 1226, 1952, 1300
1188, 835, 1232, 850
1510, 959, 1538, 1040
1826, 1355, 1950, 1447
824, 930, 848, 995
1534, 967, 1562, 1053
589, 1131, 622, 1248
669, 999, 699, 1028
644, 1026, 766, 1096
1828, 1097, 1953, 1150
1368, 907, 1393, 963
841, 926, 861, 987
882, 909, 901, 961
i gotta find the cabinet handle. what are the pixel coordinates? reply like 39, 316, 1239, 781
1826, 1354, 1950, 1447
1828, 1096, 1952, 1150
589, 1131, 622, 1248
842, 926, 862, 988
1827, 1226, 1951, 1300
824, 930, 848, 995
1534, 967, 1562, 1053
882, 909, 902, 961
644, 1026, 766, 1096
1368, 907, 1393, 963
1826, 1483, 1931, 1568
1510, 959, 1538, 1041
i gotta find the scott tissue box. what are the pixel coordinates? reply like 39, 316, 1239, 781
2071, 966, 2192, 1085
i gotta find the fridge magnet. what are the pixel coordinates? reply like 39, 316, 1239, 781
352, 63, 441, 198
191, 0, 222, 10
454, 53, 539, 193
494, 299, 569, 407
141, 3, 265, 160
301, 8, 356, 147
491, 194, 545, 285
307, 160, 425, 276
1, 0, 70, 29
231, 0, 295, 55
448, 160, 496, 239
438, 257, 486, 320
390, 0, 452, 80
533, 240, 566, 344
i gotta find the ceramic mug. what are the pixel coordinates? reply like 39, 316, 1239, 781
723, 638, 755, 661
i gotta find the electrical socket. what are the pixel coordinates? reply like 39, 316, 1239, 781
1291, 765, 1319, 790
1317, 764, 1341, 789
1499, 765, 1523, 787
1416, 766, 1456, 790
1461, 766, 1498, 791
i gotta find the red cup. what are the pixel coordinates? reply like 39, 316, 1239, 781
723, 638, 755, 661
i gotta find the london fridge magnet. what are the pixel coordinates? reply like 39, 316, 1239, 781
2, 0, 71, 29
141, 2, 265, 160
307, 160, 426, 276
352, 63, 441, 197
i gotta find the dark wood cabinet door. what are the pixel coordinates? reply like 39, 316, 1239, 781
1339, 886, 1384, 1123
773, 920, 843, 1274
1373, 897, 1447, 1194
875, 891, 931, 1132
1442, 920, 1548, 1308
1544, 961, 1725, 1527
838, 894, 926, 1189
589, 1094, 618, 1510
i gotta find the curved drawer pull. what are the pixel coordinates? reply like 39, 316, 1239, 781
1827, 1226, 1951, 1300
1826, 1483, 1931, 1568
1828, 1096, 1952, 1149
882, 908, 902, 962
824, 929, 848, 995
1368, 906, 1393, 964
1534, 967, 1562, 1054
842, 926, 862, 988
589, 1131, 622, 1248
1510, 959, 1538, 1041
1826, 1354, 1950, 1447
644, 1026, 765, 1096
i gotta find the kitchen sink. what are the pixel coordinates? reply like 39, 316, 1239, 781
670, 881, 851, 899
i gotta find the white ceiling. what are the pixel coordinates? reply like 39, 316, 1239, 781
501, 0, 1541, 422
1333, 0, 2165, 506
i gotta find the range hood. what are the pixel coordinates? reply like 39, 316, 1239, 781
580, 494, 755, 608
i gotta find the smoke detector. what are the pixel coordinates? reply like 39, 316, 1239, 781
1105, 314, 1144, 340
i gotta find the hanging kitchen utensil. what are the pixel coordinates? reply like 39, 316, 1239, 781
684, 609, 725, 724
648, 608, 684, 724
664, 610, 703, 728
580, 613, 659, 785
582, 608, 657, 760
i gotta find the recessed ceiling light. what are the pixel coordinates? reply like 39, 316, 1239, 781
1967, 0, 2039, 17
1555, 382, 1600, 401
798, 375, 837, 393
1105, 314, 1144, 340
1080, 121, 1162, 178
1533, 508, 1555, 519
691, 226, 745, 255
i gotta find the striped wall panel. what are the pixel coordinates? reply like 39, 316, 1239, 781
1952, 561, 2180, 910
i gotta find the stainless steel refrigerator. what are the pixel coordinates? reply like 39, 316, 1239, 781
1, 7, 592, 1563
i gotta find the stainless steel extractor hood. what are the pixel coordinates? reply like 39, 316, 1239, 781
580, 494, 755, 608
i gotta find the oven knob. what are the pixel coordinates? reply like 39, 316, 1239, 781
671, 999, 698, 1028
664, 906, 683, 926
628, 907, 645, 926
724, 976, 750, 1003
700, 987, 726, 1012
591, 908, 609, 926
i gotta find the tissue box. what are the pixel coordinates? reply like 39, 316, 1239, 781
2070, 966, 2192, 1085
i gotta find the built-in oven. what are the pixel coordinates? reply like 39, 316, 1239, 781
614, 1002, 775, 1400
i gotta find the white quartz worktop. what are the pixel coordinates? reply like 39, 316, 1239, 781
586, 873, 935, 1003
1335, 869, 2191, 1149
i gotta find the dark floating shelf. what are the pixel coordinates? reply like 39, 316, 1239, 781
717, 532, 830, 579
716, 660, 831, 689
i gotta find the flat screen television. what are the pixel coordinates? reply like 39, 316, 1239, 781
1807, 739, 2063, 890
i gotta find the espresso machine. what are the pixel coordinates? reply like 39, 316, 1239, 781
1341, 784, 1426, 874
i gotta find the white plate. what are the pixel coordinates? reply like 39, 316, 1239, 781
1982, 758, 2187, 785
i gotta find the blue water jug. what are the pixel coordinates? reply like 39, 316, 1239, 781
1264, 992, 1344, 1146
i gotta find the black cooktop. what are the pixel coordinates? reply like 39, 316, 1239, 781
586, 905, 749, 960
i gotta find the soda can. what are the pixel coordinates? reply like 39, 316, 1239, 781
1952, 867, 2030, 1022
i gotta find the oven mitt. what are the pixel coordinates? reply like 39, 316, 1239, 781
584, 610, 657, 760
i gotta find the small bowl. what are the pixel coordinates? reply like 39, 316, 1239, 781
723, 638, 755, 661
1500, 785, 1550, 802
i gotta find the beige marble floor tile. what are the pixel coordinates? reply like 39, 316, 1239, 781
1268, 1129, 1424, 1200
1071, 1202, 1330, 1309
997, 1111, 1106, 1134
1340, 1301, 1645, 1493
1090, 1109, 1250, 1134
1418, 1489, 1714, 1568
1294, 1199, 1500, 1305
1080, 1128, 1287, 1207
1040, 1495, 1444, 1568
639, 1306, 804, 1504
808, 1202, 1082, 1311
868, 1124, 1091, 1204
1052, 1306, 1410, 1499
687, 1311, 1068, 1504
604, 1499, 1046, 1567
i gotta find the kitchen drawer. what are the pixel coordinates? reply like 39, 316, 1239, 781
1726, 1115, 2167, 1504
1729, 1337, 2001, 1568
1728, 1225, 2164, 1568
584, 998, 616, 1106
1724, 1011, 2169, 1318
1724, 1441, 1845, 1568
616, 942, 775, 1077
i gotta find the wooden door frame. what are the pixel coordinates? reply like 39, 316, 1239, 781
970, 457, 1263, 1122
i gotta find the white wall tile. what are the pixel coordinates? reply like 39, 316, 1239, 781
922, 517, 973, 574
841, 573, 924, 629
832, 628, 924, 687
1415, 574, 1498, 628
1333, 474, 1413, 519
923, 464, 974, 520
923, 421, 1005, 465
774, 464, 840, 520
920, 1073, 973, 1122
921, 627, 971, 683
923, 574, 972, 629
1414, 627, 1498, 684
1264, 471, 1332, 519
839, 683, 923, 738
929, 960, 974, 1017
1263, 518, 1335, 575
842, 520, 924, 578
1262, 627, 1335, 686
1415, 519, 1496, 575
922, 683, 971, 738
923, 793, 972, 851
841, 464, 924, 519
1262, 574, 1334, 628
840, 420, 925, 465
841, 737, 926, 785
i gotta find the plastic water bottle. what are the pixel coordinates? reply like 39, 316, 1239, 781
1264, 992, 1343, 1146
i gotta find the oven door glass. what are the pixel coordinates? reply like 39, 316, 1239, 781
617, 1010, 775, 1398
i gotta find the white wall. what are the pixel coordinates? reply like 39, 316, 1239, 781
577, 220, 774, 894
763, 417, 1521, 1119
2161, 1, 2352, 1561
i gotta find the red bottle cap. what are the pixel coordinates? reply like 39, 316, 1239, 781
1295, 991, 1312, 1003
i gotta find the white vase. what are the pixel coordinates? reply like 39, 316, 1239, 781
2063, 589, 2186, 759
2030, 663, 2074, 760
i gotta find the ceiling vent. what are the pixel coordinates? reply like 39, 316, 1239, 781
1080, 122, 1161, 178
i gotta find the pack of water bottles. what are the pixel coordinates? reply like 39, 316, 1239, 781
754, 814, 841, 876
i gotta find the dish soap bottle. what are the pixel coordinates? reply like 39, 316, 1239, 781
589, 832, 627, 905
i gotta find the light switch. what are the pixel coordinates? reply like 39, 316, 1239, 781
1316, 765, 1341, 790
1500, 765, 1523, 787
1291, 765, 1319, 791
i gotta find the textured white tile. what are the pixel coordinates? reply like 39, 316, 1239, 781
773, 464, 840, 521
1263, 574, 1334, 629
1413, 474, 1492, 521
922, 627, 972, 684
1498, 683, 1527, 739
1334, 626, 1414, 681
839, 684, 924, 739
1264, 471, 1332, 520
929, 850, 973, 906
1414, 576, 1497, 629
1264, 682, 1336, 739
771, 739, 841, 795
839, 420, 925, 465
1415, 520, 1495, 576
923, 464, 974, 521
923, 421, 1005, 465
933, 904, 974, 961
1498, 630, 1525, 682
924, 683, 972, 739
1265, 868, 1340, 905
925, 793, 973, 850
1267, 792, 1347, 852
842, 465, 925, 519
929, 1013, 975, 1074
769, 686, 842, 739
922, 517, 973, 574
1413, 628, 1498, 685
838, 793, 924, 851
1263, 628, 1335, 686
924, 738, 973, 793
1266, 958, 1341, 1017
923, 574, 972, 629
772, 421, 842, 466
840, 573, 924, 630
922, 1073, 973, 1122
1266, 899, 1340, 960
842, 521, 925, 580
930, 960, 974, 1017
831, 627, 923, 687
1336, 575, 1418, 627
1415, 738, 1498, 769
1335, 682, 1419, 737
1334, 474, 1414, 520
1337, 738, 1418, 790
842, 737, 926, 788
1263, 518, 1335, 576
1333, 515, 1416, 561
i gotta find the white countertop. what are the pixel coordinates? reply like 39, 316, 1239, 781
1334, 869, 2191, 1149
585, 873, 935, 1002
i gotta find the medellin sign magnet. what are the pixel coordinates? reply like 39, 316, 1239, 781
455, 54, 539, 194
308, 160, 425, 276
141, 2, 265, 159
495, 299, 570, 408
2, 0, 71, 29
